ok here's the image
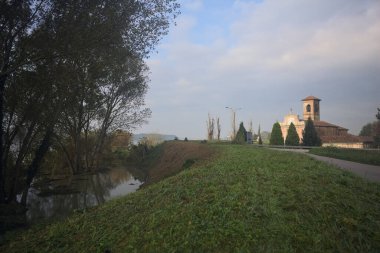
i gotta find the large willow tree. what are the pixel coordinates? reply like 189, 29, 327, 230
0, 0, 180, 204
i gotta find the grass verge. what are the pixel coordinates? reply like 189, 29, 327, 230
2, 144, 380, 252
310, 146, 380, 166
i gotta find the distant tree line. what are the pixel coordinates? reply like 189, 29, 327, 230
0, 0, 179, 204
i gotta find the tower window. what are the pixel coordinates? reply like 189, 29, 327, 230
306, 104, 311, 112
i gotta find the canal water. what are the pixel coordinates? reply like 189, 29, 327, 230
19, 167, 143, 224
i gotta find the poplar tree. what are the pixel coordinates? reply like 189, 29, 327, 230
206, 114, 215, 141
285, 122, 300, 146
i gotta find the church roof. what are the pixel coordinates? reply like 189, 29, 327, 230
302, 96, 321, 101
321, 134, 373, 144
314, 120, 348, 131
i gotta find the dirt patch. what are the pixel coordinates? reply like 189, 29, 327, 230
144, 141, 215, 185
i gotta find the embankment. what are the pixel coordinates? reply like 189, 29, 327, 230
2, 144, 380, 252
142, 141, 215, 185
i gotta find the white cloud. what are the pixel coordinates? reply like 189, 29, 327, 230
183, 0, 203, 11
141, 0, 380, 139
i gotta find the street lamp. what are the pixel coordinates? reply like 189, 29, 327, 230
225, 107, 242, 140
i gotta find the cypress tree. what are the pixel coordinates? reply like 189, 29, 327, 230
270, 122, 284, 145
234, 122, 247, 144
285, 122, 300, 146
302, 118, 321, 146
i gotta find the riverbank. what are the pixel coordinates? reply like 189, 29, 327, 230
2, 143, 380, 252
140, 141, 215, 185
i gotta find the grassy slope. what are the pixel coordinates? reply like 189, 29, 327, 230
2, 144, 380, 252
310, 147, 380, 166
143, 141, 215, 185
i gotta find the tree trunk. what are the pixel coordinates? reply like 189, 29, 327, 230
21, 128, 53, 206
7, 122, 37, 202
0, 75, 6, 203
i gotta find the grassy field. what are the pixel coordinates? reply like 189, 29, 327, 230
310, 147, 380, 166
2, 143, 380, 252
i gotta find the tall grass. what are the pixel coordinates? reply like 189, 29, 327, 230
2, 144, 380, 252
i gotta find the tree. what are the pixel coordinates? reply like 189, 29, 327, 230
216, 117, 221, 141
302, 118, 321, 146
234, 122, 247, 144
226, 108, 238, 140
359, 122, 374, 136
285, 122, 299, 146
374, 108, 380, 148
206, 114, 215, 141
257, 124, 263, 145
0, 0, 180, 204
270, 122, 284, 145
0, 0, 51, 204
248, 119, 253, 134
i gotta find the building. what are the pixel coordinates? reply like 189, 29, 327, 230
280, 96, 372, 148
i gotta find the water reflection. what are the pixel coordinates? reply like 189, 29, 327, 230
23, 168, 142, 224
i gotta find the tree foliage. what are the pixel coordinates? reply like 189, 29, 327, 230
270, 122, 284, 145
257, 124, 263, 145
206, 114, 215, 141
359, 123, 374, 136
0, 0, 180, 203
374, 108, 380, 148
285, 122, 300, 146
216, 117, 221, 141
302, 118, 321, 146
234, 122, 247, 144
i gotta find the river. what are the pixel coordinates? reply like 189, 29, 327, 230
18, 167, 143, 224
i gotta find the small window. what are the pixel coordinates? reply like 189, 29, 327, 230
306, 104, 311, 112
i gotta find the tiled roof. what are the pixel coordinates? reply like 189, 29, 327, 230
302, 96, 321, 101
321, 134, 373, 143
314, 120, 348, 130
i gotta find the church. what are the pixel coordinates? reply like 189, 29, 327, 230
279, 96, 372, 148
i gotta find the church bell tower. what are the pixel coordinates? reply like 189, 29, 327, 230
302, 96, 321, 121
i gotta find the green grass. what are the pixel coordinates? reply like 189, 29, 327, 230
2, 144, 380, 252
310, 146, 380, 166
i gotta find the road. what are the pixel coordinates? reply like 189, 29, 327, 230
271, 148, 380, 183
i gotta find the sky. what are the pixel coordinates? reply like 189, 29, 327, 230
138, 0, 380, 140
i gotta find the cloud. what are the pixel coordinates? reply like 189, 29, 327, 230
141, 0, 380, 139
183, 0, 203, 11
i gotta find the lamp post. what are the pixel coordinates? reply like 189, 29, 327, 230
225, 107, 241, 140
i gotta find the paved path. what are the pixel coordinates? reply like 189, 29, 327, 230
271, 148, 380, 183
